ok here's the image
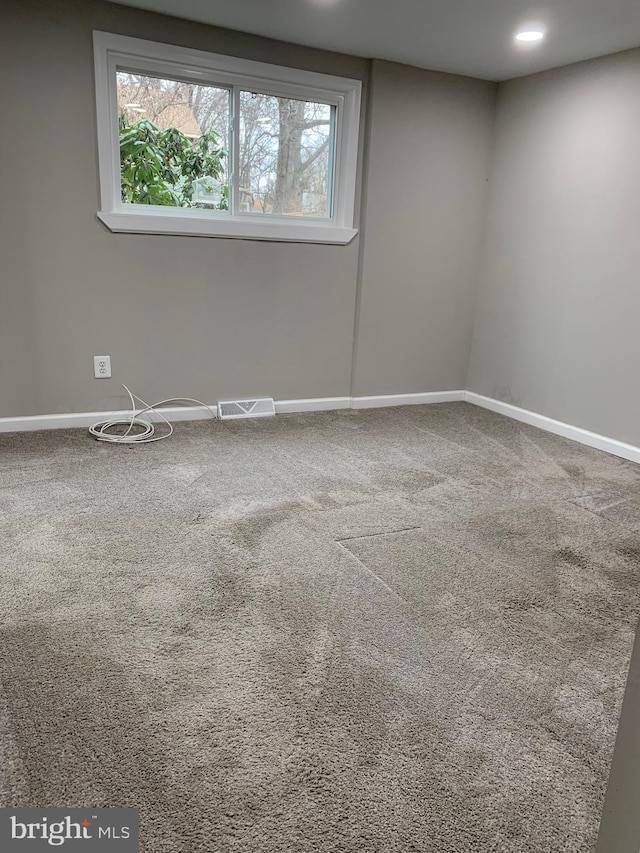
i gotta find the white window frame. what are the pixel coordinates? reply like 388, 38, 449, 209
93, 31, 361, 244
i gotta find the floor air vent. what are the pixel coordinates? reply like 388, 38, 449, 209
217, 398, 276, 420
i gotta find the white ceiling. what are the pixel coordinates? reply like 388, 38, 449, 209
106, 0, 640, 81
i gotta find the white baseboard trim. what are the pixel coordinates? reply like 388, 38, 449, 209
465, 391, 640, 465
351, 391, 465, 409
0, 405, 218, 434
0, 391, 464, 434
2, 391, 639, 466
279, 391, 465, 413
275, 397, 351, 414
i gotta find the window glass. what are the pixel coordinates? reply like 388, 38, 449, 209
238, 92, 334, 218
116, 72, 229, 210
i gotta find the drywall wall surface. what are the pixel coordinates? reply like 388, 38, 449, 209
352, 60, 496, 396
467, 49, 640, 446
596, 614, 640, 853
0, 0, 368, 417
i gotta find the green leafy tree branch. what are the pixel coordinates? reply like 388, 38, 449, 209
119, 116, 228, 208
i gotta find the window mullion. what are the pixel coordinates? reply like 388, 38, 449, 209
231, 86, 241, 217
327, 105, 337, 220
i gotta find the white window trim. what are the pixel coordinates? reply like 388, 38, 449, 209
93, 31, 361, 244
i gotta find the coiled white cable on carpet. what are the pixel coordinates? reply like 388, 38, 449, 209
89, 384, 216, 444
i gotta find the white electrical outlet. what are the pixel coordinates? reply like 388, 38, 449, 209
93, 355, 111, 378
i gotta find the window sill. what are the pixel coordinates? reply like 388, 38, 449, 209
97, 210, 358, 245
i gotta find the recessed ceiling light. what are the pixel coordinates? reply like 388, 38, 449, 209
515, 30, 546, 43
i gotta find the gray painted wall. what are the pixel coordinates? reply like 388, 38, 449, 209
0, 0, 496, 418
0, 0, 366, 417
353, 61, 496, 396
467, 49, 640, 446
596, 615, 640, 853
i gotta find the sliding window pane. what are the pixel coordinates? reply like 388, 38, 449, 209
117, 72, 229, 210
239, 91, 334, 217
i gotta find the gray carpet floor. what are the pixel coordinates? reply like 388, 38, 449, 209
1, 402, 639, 852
